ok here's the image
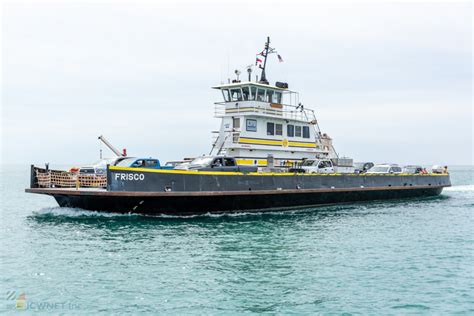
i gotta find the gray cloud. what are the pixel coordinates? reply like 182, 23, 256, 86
2, 0, 472, 166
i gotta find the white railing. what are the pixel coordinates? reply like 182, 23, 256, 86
214, 101, 316, 122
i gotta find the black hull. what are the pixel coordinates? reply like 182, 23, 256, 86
27, 166, 451, 215
41, 186, 444, 215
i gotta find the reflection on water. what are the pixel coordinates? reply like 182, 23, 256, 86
26, 194, 448, 233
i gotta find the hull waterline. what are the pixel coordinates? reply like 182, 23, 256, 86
26, 185, 445, 215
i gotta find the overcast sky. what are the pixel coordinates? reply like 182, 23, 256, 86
1, 0, 472, 167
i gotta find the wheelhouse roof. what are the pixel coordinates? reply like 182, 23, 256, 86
212, 81, 288, 91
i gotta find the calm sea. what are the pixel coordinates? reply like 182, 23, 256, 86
1, 165, 473, 314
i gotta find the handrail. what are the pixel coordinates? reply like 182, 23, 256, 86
214, 101, 314, 112
214, 102, 316, 122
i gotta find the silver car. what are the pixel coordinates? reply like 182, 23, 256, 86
366, 164, 402, 174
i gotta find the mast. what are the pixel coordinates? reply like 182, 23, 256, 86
259, 37, 270, 84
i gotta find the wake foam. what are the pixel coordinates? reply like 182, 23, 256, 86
30, 206, 315, 219
32, 207, 138, 218
444, 185, 474, 192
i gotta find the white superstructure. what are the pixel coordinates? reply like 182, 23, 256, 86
210, 81, 337, 166
209, 38, 337, 167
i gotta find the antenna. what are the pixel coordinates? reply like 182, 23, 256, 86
234, 69, 241, 81
227, 50, 230, 82
246, 65, 253, 81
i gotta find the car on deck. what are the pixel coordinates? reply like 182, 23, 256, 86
402, 165, 423, 174
114, 157, 174, 170
354, 162, 374, 174
366, 164, 402, 174
79, 157, 128, 175
175, 156, 257, 172
295, 158, 355, 174
300, 159, 335, 174
164, 159, 193, 168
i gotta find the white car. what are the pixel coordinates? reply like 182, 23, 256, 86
301, 159, 335, 174
79, 157, 127, 175
366, 164, 402, 174
164, 159, 193, 168
431, 165, 444, 174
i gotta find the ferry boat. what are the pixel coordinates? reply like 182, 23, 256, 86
25, 38, 451, 215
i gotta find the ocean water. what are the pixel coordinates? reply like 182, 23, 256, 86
0, 165, 473, 314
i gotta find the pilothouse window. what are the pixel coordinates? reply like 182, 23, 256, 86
230, 88, 242, 101
242, 86, 250, 101
249, 86, 257, 100
257, 89, 266, 102
267, 90, 274, 103
273, 92, 282, 104
222, 89, 230, 102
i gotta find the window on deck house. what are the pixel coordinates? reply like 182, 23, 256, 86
287, 124, 294, 137
295, 126, 302, 137
303, 126, 310, 138
276, 124, 283, 136
267, 122, 275, 135
233, 117, 240, 129
246, 119, 257, 132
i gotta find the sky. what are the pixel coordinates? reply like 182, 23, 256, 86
1, 0, 472, 167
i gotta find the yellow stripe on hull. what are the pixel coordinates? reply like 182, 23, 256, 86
109, 166, 447, 177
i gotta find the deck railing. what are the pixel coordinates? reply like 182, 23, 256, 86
214, 101, 317, 122
31, 166, 107, 189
